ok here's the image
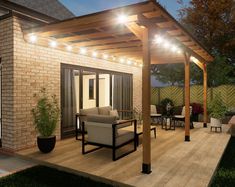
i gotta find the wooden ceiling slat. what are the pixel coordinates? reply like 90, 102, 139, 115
87, 41, 141, 51
73, 35, 137, 47
23, 1, 213, 64
56, 28, 132, 42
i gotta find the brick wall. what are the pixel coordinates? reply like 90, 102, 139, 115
0, 17, 14, 151
0, 16, 142, 151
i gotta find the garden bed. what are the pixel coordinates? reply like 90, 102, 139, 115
210, 137, 235, 187
0, 165, 116, 187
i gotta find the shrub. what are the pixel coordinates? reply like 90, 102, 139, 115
31, 88, 60, 137
208, 94, 227, 119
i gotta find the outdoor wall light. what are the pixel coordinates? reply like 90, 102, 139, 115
29, 34, 37, 43
80, 48, 87, 54
49, 41, 57, 48
117, 14, 128, 24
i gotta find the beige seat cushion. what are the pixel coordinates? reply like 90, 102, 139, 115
174, 115, 185, 118
116, 130, 134, 146
151, 114, 161, 117
99, 106, 112, 115
87, 114, 117, 124
109, 109, 119, 119
116, 120, 132, 129
79, 107, 99, 124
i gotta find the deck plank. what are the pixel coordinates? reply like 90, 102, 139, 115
17, 123, 231, 187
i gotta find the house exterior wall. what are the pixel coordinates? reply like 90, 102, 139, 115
0, 17, 14, 150
0, 16, 142, 151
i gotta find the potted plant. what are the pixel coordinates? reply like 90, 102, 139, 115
208, 94, 227, 127
160, 98, 174, 115
32, 88, 60, 153
191, 103, 203, 122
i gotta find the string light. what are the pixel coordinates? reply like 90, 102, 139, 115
119, 58, 125, 63
29, 34, 37, 43
66, 45, 72, 51
127, 60, 132, 65
80, 48, 87, 54
28, 33, 144, 69
117, 14, 128, 24
163, 41, 170, 48
103, 54, 109, 59
154, 35, 164, 44
92, 51, 98, 57
49, 41, 57, 48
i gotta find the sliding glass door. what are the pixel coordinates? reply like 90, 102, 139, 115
61, 64, 133, 138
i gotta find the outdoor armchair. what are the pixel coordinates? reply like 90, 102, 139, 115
173, 106, 193, 128
81, 115, 137, 161
150, 105, 162, 125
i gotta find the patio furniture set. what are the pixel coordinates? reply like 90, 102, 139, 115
75, 106, 156, 161
150, 105, 194, 130
74, 105, 194, 161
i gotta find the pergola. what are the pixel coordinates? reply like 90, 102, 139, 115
23, 0, 213, 174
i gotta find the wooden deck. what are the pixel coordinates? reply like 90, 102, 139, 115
17, 123, 231, 187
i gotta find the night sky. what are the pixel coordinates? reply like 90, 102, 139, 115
59, 0, 190, 19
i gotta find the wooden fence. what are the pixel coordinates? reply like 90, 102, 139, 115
151, 85, 235, 108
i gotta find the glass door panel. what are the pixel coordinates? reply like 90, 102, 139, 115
99, 73, 110, 107
82, 71, 97, 109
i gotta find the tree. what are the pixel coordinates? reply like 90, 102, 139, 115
178, 0, 235, 86
151, 64, 184, 86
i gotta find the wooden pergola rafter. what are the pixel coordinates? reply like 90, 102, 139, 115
23, 0, 213, 174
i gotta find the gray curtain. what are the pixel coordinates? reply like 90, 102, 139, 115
61, 68, 76, 134
113, 75, 123, 111
113, 75, 132, 119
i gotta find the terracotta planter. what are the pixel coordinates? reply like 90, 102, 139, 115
37, 135, 56, 153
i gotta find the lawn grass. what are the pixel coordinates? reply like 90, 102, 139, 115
0, 165, 116, 187
210, 137, 235, 187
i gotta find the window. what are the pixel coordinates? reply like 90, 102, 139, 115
89, 79, 95, 100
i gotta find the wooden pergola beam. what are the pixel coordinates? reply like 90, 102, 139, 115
142, 27, 151, 174
184, 52, 191, 141
203, 64, 208, 128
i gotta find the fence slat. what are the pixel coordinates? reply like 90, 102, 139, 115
151, 85, 235, 108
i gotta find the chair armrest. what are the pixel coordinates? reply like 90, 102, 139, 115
76, 113, 86, 117
117, 110, 133, 113
117, 110, 134, 120
112, 119, 137, 131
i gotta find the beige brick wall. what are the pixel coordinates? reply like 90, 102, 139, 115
0, 17, 14, 151
0, 16, 142, 151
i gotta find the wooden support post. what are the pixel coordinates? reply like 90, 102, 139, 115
142, 27, 151, 174
203, 64, 208, 128
184, 53, 190, 142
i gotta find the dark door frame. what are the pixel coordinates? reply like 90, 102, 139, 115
0, 57, 2, 147
60, 63, 133, 139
